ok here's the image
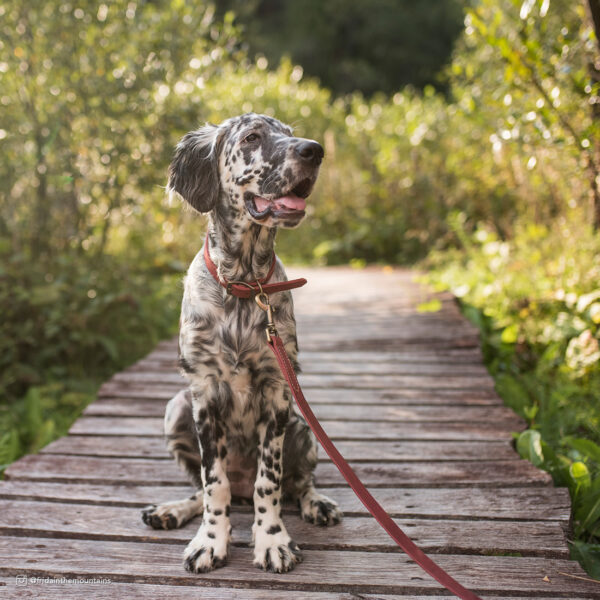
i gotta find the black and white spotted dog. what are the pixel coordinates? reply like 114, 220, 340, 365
141, 113, 342, 574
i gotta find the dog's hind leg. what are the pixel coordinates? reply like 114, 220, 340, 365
282, 414, 343, 527
141, 389, 204, 530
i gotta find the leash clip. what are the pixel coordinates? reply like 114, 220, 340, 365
255, 290, 278, 342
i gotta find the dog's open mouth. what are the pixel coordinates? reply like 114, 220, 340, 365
245, 178, 313, 221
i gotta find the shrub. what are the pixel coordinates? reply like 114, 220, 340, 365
426, 219, 600, 576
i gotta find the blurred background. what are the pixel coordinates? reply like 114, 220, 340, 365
1, 0, 599, 575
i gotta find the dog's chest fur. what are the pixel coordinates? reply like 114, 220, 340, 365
178, 249, 298, 452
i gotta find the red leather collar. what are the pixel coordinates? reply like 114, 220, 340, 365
203, 235, 307, 299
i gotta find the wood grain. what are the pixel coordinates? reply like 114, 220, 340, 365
4, 454, 552, 487
97, 384, 501, 405
83, 399, 518, 423
68, 416, 524, 440
40, 435, 519, 462
94, 387, 504, 406
0, 481, 572, 521
4, 578, 496, 600
107, 369, 496, 390
0, 536, 596, 596
0, 500, 570, 557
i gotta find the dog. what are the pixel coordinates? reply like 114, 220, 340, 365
141, 113, 342, 574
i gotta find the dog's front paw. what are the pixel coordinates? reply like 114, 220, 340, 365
142, 504, 179, 530
183, 526, 229, 573
253, 525, 302, 573
141, 494, 203, 530
300, 491, 343, 526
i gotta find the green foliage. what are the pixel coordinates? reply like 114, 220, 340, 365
0, 250, 181, 398
4, 0, 597, 268
0, 0, 240, 262
425, 220, 600, 575
571, 540, 600, 580
0, 0, 234, 471
0, 248, 181, 473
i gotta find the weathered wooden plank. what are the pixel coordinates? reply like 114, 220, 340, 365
312, 460, 551, 487
4, 454, 552, 487
142, 344, 484, 358
125, 359, 491, 377
0, 579, 464, 600
294, 315, 480, 333
0, 536, 595, 595
298, 320, 479, 337
296, 310, 474, 324
299, 338, 481, 352
68, 416, 523, 440
40, 435, 519, 462
0, 500, 569, 557
1, 583, 585, 600
97, 384, 501, 404
130, 347, 485, 367
303, 361, 490, 377
83, 401, 517, 424
93, 389, 503, 408
107, 370, 495, 390
0, 481, 571, 522
5, 581, 570, 600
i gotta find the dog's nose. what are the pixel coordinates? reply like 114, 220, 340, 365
295, 140, 324, 166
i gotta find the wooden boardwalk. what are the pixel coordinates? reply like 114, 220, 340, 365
1, 267, 598, 598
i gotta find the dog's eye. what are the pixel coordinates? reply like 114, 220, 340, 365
243, 133, 260, 143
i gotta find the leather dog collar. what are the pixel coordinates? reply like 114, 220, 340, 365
203, 235, 307, 299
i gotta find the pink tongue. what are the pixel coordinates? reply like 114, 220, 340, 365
275, 195, 306, 211
254, 195, 306, 213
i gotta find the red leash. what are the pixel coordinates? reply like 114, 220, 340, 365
267, 333, 482, 600
204, 242, 482, 600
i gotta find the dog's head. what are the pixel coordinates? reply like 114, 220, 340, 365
167, 113, 323, 229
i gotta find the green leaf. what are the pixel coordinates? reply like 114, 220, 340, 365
96, 335, 120, 362
516, 429, 544, 466
570, 541, 600, 579
565, 438, 600, 465
570, 461, 591, 490
495, 374, 531, 416
523, 404, 538, 421
417, 299, 442, 313
501, 323, 519, 344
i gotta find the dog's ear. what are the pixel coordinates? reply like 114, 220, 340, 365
167, 124, 223, 213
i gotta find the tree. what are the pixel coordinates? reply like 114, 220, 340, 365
214, 0, 466, 96
585, 0, 600, 228
0, 1, 239, 261
456, 0, 600, 229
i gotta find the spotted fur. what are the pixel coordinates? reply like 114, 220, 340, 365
141, 114, 342, 574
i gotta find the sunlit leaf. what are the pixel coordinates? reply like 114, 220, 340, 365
417, 299, 442, 313
516, 429, 544, 466
501, 323, 519, 344
570, 461, 591, 490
